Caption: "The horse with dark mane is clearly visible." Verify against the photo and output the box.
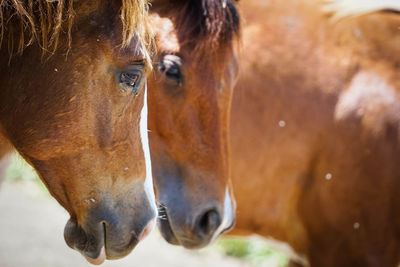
[147,0,240,249]
[148,0,400,265]
[0,0,156,264]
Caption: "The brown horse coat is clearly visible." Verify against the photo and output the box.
[229,0,400,266]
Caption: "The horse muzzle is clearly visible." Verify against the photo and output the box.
[64,200,156,264]
[157,188,236,249]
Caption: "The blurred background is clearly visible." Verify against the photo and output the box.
[0,154,288,267]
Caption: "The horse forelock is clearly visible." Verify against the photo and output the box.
[179,0,240,54]
[0,0,152,62]
[323,0,400,20]
[120,0,154,66]
[154,0,240,57]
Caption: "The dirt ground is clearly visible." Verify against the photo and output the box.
[0,181,249,267]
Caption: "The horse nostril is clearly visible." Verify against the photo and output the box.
[195,209,221,237]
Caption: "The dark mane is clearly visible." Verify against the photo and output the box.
[0,0,151,59]
[153,0,240,54]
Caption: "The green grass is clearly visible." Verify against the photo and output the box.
[6,154,37,181]
[5,153,49,196]
[216,237,289,267]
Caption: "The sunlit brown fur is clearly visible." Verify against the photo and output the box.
[228,0,400,266]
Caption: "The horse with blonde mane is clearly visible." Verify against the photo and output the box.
[0,0,156,264]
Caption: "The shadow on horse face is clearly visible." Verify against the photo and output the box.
[0,0,155,263]
[147,6,239,249]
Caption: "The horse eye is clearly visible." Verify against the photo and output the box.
[119,71,142,95]
[159,56,183,84]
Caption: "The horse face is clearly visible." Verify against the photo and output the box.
[148,15,238,249]
[0,2,156,263]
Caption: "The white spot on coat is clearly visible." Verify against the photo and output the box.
[325,173,332,180]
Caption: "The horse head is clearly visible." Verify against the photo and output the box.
[148,0,240,249]
[0,0,156,263]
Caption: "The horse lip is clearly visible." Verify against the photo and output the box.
[84,246,106,265]
[65,212,145,261]
[64,219,105,260]
[102,222,140,260]
[64,219,136,261]
[157,204,180,245]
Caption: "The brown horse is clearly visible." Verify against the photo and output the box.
[228,0,400,266]
[147,0,240,249]
[148,0,400,265]
[0,0,156,264]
